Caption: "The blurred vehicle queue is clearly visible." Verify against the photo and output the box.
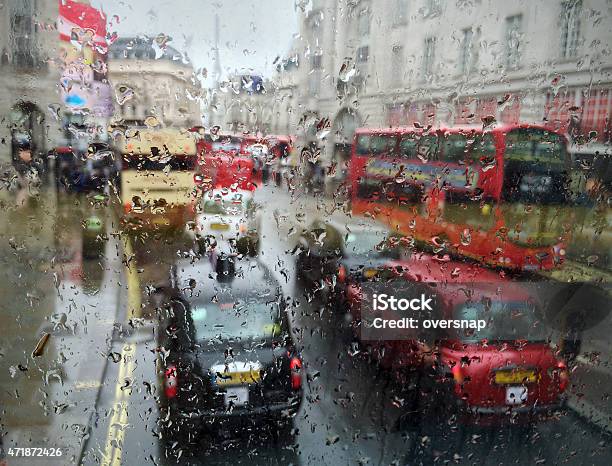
[42,119,605,434]
[3,86,610,466]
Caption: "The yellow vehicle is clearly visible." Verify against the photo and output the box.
[117,127,198,229]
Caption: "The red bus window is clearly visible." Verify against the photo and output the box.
[471,133,496,166]
[504,128,567,165]
[357,134,397,156]
[415,134,439,162]
[440,134,469,163]
[399,134,418,159]
[355,135,371,155]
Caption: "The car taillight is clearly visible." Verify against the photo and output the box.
[337,264,346,283]
[123,202,132,214]
[549,361,569,392]
[238,223,247,234]
[451,364,463,395]
[164,365,178,399]
[289,357,302,390]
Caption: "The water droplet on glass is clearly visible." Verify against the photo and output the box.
[144,116,159,127]
[481,115,496,127]
[460,229,472,246]
[125,128,140,139]
[480,157,496,172]
[338,61,356,82]
[48,103,61,121]
[116,85,134,105]
[586,255,598,265]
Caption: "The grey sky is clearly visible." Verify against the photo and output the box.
[93,0,299,83]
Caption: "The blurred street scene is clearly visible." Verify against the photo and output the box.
[0,1,610,465]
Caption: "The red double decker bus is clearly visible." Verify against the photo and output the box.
[349,124,572,271]
[192,131,258,192]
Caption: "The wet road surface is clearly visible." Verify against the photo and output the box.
[1,185,610,465]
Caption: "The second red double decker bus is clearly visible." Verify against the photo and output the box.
[349,123,572,271]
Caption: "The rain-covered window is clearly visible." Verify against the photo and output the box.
[561,0,582,58]
[9,0,37,67]
[0,1,611,465]
[422,36,436,80]
[505,14,523,70]
[391,44,404,88]
[459,27,475,75]
[392,0,409,27]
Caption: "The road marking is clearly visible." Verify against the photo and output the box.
[111,356,135,466]
[75,380,102,391]
[102,344,135,466]
[124,236,142,320]
[102,235,141,466]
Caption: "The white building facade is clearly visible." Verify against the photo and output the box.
[283,0,612,167]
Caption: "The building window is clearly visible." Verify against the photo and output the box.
[423,0,442,18]
[10,0,37,68]
[309,9,323,29]
[311,53,323,70]
[311,0,325,12]
[422,37,436,80]
[392,0,409,27]
[459,27,475,75]
[561,0,581,59]
[391,45,404,87]
[357,46,370,63]
[505,14,523,70]
[309,72,321,95]
[357,8,371,37]
[580,89,612,141]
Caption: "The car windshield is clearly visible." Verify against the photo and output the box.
[190,300,282,341]
[454,300,551,342]
[201,198,249,215]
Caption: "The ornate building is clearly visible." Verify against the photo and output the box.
[107,37,202,128]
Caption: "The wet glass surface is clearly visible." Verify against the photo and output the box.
[0,1,611,465]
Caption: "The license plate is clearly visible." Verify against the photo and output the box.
[505,386,528,405]
[224,387,249,407]
[495,369,537,385]
[210,223,230,231]
[153,217,170,225]
[363,268,378,279]
[215,369,261,386]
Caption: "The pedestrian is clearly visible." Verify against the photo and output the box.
[11,131,41,205]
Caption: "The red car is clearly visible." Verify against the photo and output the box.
[346,252,569,424]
